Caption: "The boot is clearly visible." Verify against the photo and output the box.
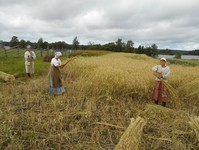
[27,73,31,78]
[154,100,159,105]
[162,102,166,107]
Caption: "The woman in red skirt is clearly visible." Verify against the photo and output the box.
[152,58,170,107]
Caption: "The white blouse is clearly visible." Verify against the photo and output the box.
[24,51,36,65]
[24,51,36,61]
[51,57,61,67]
[152,65,170,81]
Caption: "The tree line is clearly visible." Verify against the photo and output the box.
[3,36,160,57]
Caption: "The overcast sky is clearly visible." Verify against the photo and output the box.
[0,0,199,50]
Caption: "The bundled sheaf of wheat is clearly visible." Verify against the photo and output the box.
[160,78,181,108]
[114,116,146,150]
[189,117,199,141]
[144,104,175,119]
[0,71,15,82]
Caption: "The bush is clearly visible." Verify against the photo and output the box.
[174,52,182,59]
[43,55,54,62]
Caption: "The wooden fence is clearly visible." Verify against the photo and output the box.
[0,49,74,58]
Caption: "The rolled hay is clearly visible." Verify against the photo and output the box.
[0,71,15,82]
[114,116,146,150]
[189,117,199,141]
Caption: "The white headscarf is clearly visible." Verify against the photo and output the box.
[55,52,62,57]
[160,57,167,62]
[27,45,31,49]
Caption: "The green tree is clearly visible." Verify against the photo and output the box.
[151,43,158,50]
[19,39,26,48]
[135,45,144,54]
[174,52,182,59]
[73,36,80,50]
[43,41,49,49]
[126,40,134,53]
[102,42,116,51]
[165,48,171,55]
[144,44,158,57]
[26,40,31,45]
[10,36,19,47]
[37,38,44,49]
[115,38,125,52]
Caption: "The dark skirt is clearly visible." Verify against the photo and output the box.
[49,66,65,95]
[152,81,168,102]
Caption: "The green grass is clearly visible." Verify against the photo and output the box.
[168,59,199,66]
[0,49,69,79]
[0,57,50,78]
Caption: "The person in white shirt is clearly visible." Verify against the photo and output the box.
[152,58,171,107]
[49,52,67,95]
[24,45,36,77]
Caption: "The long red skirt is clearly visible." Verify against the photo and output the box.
[152,81,169,102]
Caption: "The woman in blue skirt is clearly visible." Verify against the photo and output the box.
[49,52,67,95]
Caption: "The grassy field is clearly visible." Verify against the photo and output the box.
[168,58,199,66]
[0,52,199,149]
[0,57,50,78]
[0,50,111,79]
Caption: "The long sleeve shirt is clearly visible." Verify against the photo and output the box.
[152,65,170,81]
[24,51,36,65]
[51,57,61,67]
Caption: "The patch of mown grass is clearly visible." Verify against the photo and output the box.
[0,57,50,78]
[168,59,199,66]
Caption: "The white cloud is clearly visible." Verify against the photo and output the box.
[0,0,199,50]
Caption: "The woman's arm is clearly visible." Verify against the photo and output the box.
[57,62,67,68]
[152,65,158,72]
[162,67,170,79]
[32,51,36,59]
[152,66,162,78]
[24,52,29,60]
[59,57,77,68]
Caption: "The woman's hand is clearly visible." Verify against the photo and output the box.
[153,72,163,79]
[158,73,163,78]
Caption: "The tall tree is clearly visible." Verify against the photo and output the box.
[115,38,124,52]
[19,39,26,48]
[10,36,19,47]
[151,44,158,57]
[43,41,49,49]
[73,36,79,50]
[151,44,158,50]
[126,40,134,53]
[37,38,44,49]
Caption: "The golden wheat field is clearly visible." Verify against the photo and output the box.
[0,53,199,149]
